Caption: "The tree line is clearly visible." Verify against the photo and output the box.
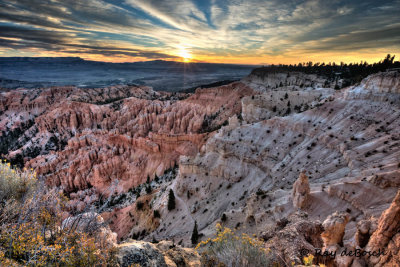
[251,54,400,87]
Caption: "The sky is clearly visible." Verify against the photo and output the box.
[0,0,399,64]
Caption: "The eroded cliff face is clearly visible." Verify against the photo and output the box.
[0,81,254,212]
[242,71,337,92]
[1,70,399,266]
[142,72,400,263]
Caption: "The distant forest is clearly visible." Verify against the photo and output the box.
[251,54,400,88]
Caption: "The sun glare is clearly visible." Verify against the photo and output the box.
[178,48,192,62]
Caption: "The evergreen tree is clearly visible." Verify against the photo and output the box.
[191,221,199,245]
[146,184,152,194]
[221,213,227,222]
[168,189,175,210]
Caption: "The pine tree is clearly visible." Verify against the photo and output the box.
[191,221,199,245]
[221,213,227,222]
[146,184,152,194]
[167,189,175,210]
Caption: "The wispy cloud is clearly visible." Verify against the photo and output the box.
[0,0,399,63]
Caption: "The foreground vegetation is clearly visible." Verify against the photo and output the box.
[196,223,278,267]
[0,161,117,266]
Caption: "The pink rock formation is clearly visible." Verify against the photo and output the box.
[1,81,255,237]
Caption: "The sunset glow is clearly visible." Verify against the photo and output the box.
[177,47,192,62]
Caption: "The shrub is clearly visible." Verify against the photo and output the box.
[196,224,277,267]
[0,163,118,266]
[0,160,36,202]
[303,254,315,266]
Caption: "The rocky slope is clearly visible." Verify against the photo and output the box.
[1,70,399,266]
[135,71,399,265]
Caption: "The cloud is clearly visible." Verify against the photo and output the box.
[0,0,399,63]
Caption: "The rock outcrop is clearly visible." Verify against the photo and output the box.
[366,190,400,266]
[355,218,377,248]
[292,170,311,209]
[262,212,324,265]
[242,71,336,92]
[321,212,349,248]
[116,240,200,267]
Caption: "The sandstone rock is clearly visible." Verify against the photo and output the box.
[366,190,400,266]
[242,71,335,92]
[263,213,324,265]
[321,212,349,248]
[355,219,377,248]
[344,71,400,103]
[292,170,311,210]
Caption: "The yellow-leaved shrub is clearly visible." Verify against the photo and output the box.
[196,223,278,267]
[0,160,118,266]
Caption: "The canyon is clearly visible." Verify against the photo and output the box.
[1,70,399,266]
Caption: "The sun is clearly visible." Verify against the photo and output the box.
[178,48,192,62]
